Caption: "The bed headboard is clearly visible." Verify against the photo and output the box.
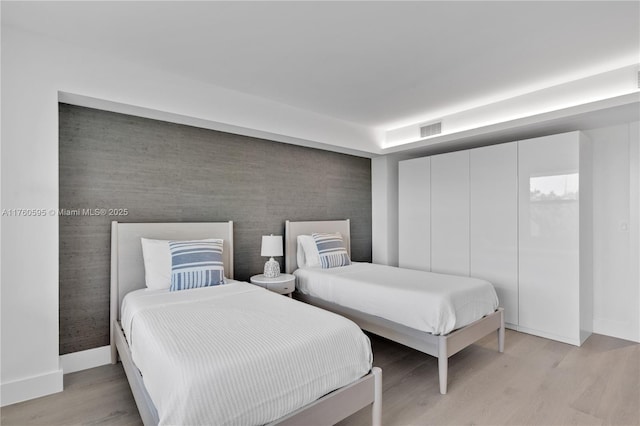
[284,219,351,274]
[110,221,234,324]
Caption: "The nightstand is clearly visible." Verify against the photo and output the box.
[250,273,296,297]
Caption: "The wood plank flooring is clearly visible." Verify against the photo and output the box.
[2,331,638,426]
[1,362,141,426]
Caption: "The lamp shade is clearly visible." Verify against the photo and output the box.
[261,235,283,257]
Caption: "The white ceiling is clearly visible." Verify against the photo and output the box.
[3,1,639,153]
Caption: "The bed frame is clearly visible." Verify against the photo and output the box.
[285,219,504,395]
[110,221,382,426]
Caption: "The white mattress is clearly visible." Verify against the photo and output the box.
[295,263,499,335]
[121,281,372,426]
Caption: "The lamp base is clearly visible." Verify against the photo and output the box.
[264,257,280,278]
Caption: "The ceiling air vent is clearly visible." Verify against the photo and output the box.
[420,121,442,138]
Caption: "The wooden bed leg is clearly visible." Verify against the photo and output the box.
[371,367,382,426]
[498,308,505,353]
[438,336,448,395]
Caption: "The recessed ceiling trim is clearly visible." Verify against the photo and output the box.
[381,92,640,156]
[384,64,640,149]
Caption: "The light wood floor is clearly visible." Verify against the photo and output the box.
[2,330,638,426]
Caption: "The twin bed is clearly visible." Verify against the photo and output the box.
[110,221,381,426]
[111,219,504,425]
[285,219,505,395]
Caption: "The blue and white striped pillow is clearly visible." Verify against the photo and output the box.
[169,239,225,291]
[312,232,351,269]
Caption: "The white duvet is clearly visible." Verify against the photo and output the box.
[121,281,372,426]
[295,263,499,335]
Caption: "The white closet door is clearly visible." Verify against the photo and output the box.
[431,151,470,276]
[518,133,580,344]
[398,157,431,271]
[470,142,518,327]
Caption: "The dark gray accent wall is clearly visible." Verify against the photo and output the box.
[59,103,372,354]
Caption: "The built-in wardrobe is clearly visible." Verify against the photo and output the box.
[398,131,593,346]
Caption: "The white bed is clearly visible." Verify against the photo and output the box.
[110,221,382,426]
[285,219,505,395]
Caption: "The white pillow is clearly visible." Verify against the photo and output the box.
[297,235,321,268]
[141,238,172,290]
[140,237,224,290]
[296,238,306,269]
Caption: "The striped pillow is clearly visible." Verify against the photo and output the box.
[169,239,225,291]
[312,232,351,269]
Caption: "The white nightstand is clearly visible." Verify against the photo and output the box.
[250,273,296,297]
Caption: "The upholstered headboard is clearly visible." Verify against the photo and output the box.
[284,219,351,274]
[109,221,234,358]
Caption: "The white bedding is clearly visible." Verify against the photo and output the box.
[121,281,372,426]
[295,263,499,335]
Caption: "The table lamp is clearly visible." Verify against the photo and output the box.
[261,235,283,278]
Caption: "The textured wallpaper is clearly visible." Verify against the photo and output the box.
[58,103,371,354]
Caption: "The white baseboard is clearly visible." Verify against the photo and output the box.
[59,345,112,374]
[593,318,640,343]
[515,325,582,346]
[1,369,63,407]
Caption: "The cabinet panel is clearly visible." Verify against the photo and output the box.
[431,151,470,276]
[470,142,518,326]
[518,133,580,343]
[398,157,431,271]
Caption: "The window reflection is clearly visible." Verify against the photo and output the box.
[529,173,579,239]
[530,173,579,201]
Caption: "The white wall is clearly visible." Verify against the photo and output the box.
[371,155,413,265]
[586,122,640,342]
[0,26,378,405]
[2,28,63,405]
[379,122,640,343]
[633,122,640,342]
[372,154,409,266]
